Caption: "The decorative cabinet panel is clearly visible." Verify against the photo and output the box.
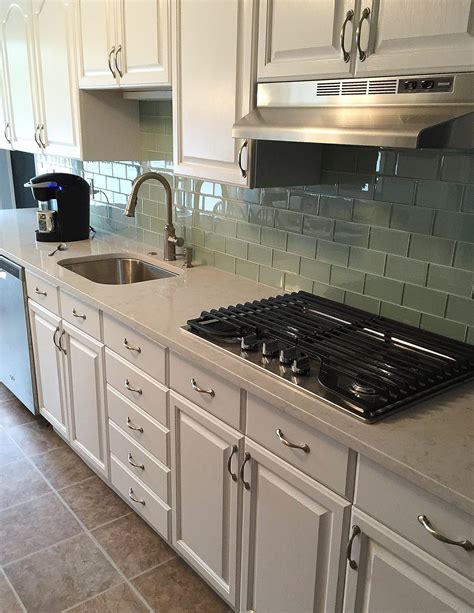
[0,0,39,153]
[171,392,243,607]
[257,0,356,81]
[28,301,69,438]
[76,0,171,89]
[257,0,474,82]
[357,0,474,76]
[172,0,256,185]
[343,509,474,612]
[63,321,108,477]
[240,439,351,613]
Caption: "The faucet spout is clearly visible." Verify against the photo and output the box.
[125,172,183,261]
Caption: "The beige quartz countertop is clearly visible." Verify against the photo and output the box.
[1,209,473,514]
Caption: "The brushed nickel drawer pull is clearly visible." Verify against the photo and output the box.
[356,7,370,61]
[417,515,473,551]
[125,379,142,395]
[238,139,248,178]
[128,487,145,505]
[114,44,123,77]
[190,378,215,397]
[240,452,251,490]
[340,9,354,62]
[346,525,361,570]
[227,445,238,482]
[72,308,86,320]
[52,326,61,350]
[123,338,141,353]
[275,428,310,453]
[35,287,47,296]
[126,416,143,433]
[59,330,67,355]
[108,46,116,78]
[127,453,144,470]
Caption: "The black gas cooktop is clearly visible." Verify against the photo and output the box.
[184,291,474,422]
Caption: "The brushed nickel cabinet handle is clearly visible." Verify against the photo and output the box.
[34,125,42,150]
[227,445,238,482]
[275,428,310,453]
[347,525,361,570]
[356,7,370,61]
[340,9,354,62]
[127,453,144,470]
[126,416,143,432]
[108,46,116,78]
[4,122,11,145]
[123,338,141,353]
[114,44,123,77]
[240,452,251,490]
[52,326,61,350]
[125,379,142,395]
[39,124,46,149]
[128,487,145,505]
[417,515,473,551]
[72,308,86,320]
[59,330,67,355]
[190,378,215,397]
[238,139,248,178]
[35,287,47,296]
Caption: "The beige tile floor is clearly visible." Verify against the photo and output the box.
[0,384,230,612]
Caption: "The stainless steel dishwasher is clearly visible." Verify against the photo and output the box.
[0,255,37,413]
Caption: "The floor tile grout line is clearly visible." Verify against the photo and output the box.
[60,581,132,612]
[1,414,155,612]
[2,531,86,570]
[0,566,28,613]
[89,510,135,532]
[56,475,98,493]
[0,490,54,514]
[128,553,177,581]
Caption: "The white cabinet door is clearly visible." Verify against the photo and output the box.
[31,0,80,156]
[356,0,474,76]
[117,0,170,88]
[75,0,118,88]
[258,0,356,81]
[344,509,474,612]
[0,51,12,149]
[240,439,351,613]
[63,321,108,477]
[28,301,68,438]
[171,393,242,607]
[0,1,40,153]
[172,0,255,185]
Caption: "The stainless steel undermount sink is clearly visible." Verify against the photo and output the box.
[58,254,178,285]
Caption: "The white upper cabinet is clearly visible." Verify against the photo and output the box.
[0,49,11,149]
[75,0,118,88]
[32,0,79,155]
[117,0,170,87]
[357,0,474,76]
[258,0,356,81]
[172,0,256,185]
[76,0,171,89]
[0,0,39,153]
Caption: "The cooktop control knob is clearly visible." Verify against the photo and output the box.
[291,355,310,375]
[262,339,279,357]
[241,334,259,351]
[279,346,297,364]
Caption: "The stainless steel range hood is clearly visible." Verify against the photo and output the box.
[233,73,474,151]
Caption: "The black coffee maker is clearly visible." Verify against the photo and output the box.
[25,173,90,242]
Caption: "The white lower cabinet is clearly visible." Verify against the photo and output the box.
[170,392,243,607]
[28,300,68,437]
[240,439,351,613]
[343,509,474,613]
[62,321,107,477]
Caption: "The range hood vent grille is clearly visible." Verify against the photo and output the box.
[317,77,399,97]
[341,80,368,95]
[368,79,398,95]
[316,81,341,96]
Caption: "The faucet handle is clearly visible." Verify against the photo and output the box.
[183,247,193,268]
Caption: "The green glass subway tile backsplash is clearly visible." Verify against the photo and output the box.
[34,100,474,343]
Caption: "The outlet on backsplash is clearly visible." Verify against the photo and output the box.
[35,100,473,344]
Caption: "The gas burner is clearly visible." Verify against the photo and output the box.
[185,291,474,422]
[350,381,378,396]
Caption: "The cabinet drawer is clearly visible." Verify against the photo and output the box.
[356,456,474,579]
[60,290,101,340]
[169,352,241,430]
[110,455,170,541]
[109,421,170,504]
[107,386,168,466]
[103,314,166,384]
[246,395,351,497]
[105,349,167,426]
[25,271,59,314]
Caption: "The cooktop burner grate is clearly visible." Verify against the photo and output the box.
[185,291,474,421]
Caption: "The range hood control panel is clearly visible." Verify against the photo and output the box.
[398,75,454,94]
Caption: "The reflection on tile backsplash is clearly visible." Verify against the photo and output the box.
[36,101,473,343]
